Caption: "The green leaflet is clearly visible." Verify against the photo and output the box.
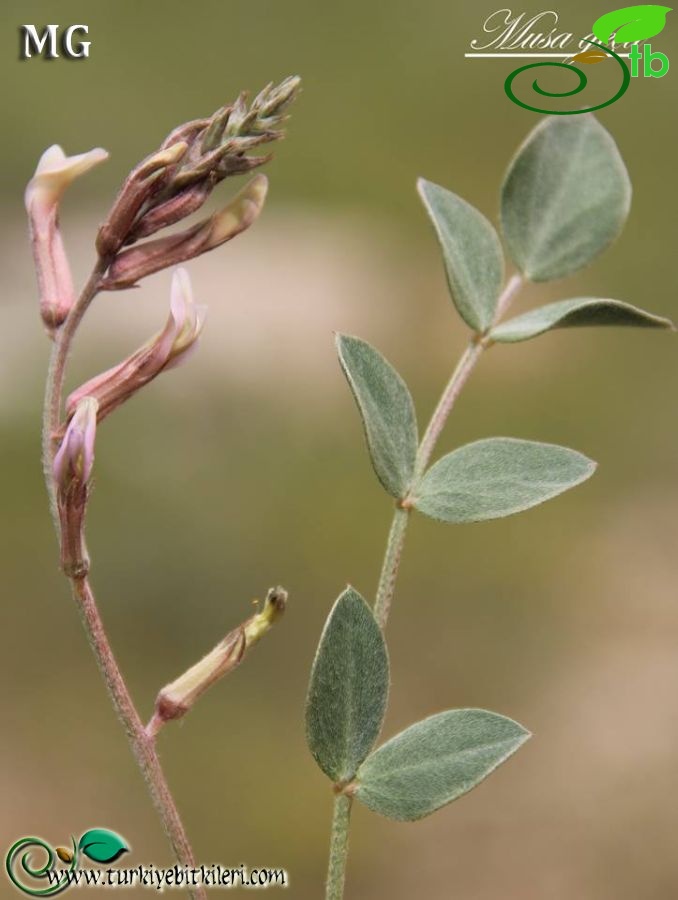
[306,587,389,783]
[337,334,418,499]
[501,116,631,282]
[355,709,530,821]
[491,297,674,343]
[418,178,504,332]
[412,438,596,523]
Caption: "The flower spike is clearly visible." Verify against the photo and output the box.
[95,76,300,286]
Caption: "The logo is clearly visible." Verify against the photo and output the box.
[5,829,128,896]
[19,25,91,59]
[5,834,288,893]
[467,6,671,113]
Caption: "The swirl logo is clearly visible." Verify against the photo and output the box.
[5,830,128,896]
[505,5,671,114]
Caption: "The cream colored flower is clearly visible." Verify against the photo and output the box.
[25,145,108,333]
[25,144,108,212]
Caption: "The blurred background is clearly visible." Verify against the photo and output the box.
[1,2,677,897]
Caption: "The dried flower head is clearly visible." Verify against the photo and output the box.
[67,268,205,421]
[152,587,287,728]
[25,145,108,332]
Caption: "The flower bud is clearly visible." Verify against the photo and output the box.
[160,118,210,152]
[66,268,205,421]
[256,75,302,119]
[207,173,268,245]
[150,587,287,732]
[171,133,274,189]
[128,181,212,242]
[101,175,268,290]
[53,397,98,489]
[96,142,188,257]
[91,77,298,288]
[53,396,99,579]
[25,145,108,333]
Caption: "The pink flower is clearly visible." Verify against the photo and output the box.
[26,145,108,333]
[53,396,99,488]
[100,174,268,290]
[66,268,206,421]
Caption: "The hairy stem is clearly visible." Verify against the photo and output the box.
[315,276,526,900]
[42,260,203,899]
[414,338,485,480]
[374,506,410,629]
[72,576,203,894]
[42,261,108,526]
[374,274,524,629]
[325,793,353,900]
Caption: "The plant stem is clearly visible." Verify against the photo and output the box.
[42,260,204,899]
[414,338,485,480]
[371,340,483,631]
[42,262,108,527]
[72,575,203,895]
[494,272,523,323]
[374,506,410,629]
[325,793,353,900]
[326,276,524,899]
[373,274,524,630]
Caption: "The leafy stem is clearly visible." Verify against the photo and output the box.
[374,275,523,630]
[323,277,524,894]
[306,114,673,900]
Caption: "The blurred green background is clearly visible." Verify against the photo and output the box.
[2,2,677,897]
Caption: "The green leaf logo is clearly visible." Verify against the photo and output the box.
[592,5,672,44]
[78,829,129,864]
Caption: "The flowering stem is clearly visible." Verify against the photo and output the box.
[72,575,202,891]
[325,793,353,900]
[42,260,204,900]
[42,260,108,527]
